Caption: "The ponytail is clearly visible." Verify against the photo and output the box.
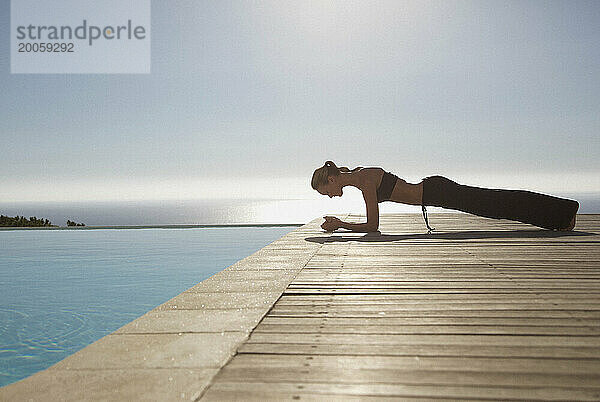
[326,160,362,173]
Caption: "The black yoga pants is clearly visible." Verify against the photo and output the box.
[421,175,579,230]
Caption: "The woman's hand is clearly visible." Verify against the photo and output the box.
[321,216,342,232]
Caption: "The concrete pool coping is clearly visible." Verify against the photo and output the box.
[0,216,334,401]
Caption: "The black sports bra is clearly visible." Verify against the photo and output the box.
[376,169,436,234]
[376,170,399,203]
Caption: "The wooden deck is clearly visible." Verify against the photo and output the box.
[201,213,600,401]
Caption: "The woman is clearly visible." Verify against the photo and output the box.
[311,161,579,233]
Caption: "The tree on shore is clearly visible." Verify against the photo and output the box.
[66,219,86,227]
[0,214,55,227]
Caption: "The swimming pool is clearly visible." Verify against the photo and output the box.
[0,226,295,387]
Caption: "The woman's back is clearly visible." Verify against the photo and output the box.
[349,167,423,206]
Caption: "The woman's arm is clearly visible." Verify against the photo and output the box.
[339,221,378,232]
[322,184,379,233]
[347,186,379,232]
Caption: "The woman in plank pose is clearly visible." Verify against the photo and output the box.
[311,161,578,233]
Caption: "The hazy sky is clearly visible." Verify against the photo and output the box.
[1,0,599,202]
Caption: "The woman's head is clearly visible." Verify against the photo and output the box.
[311,161,343,198]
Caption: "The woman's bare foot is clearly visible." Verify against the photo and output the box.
[558,213,576,231]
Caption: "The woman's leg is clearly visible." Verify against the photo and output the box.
[422,175,579,230]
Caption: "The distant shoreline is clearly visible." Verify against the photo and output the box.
[0,223,304,231]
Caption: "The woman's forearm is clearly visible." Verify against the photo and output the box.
[339,221,378,233]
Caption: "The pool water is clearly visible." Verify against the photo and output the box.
[0,226,294,387]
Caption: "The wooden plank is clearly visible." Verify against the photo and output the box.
[278,294,600,302]
[260,316,598,326]
[202,381,600,401]
[268,310,600,318]
[287,282,600,288]
[294,274,600,279]
[238,343,600,359]
[214,366,600,388]
[225,354,600,374]
[270,303,600,310]
[246,333,600,346]
[283,289,600,295]
[275,299,600,306]
[271,304,600,311]
[252,324,600,335]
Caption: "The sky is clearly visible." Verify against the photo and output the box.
[1,0,599,203]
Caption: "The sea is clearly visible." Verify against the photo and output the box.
[1,193,598,227]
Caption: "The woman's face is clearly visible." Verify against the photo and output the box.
[316,176,343,198]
